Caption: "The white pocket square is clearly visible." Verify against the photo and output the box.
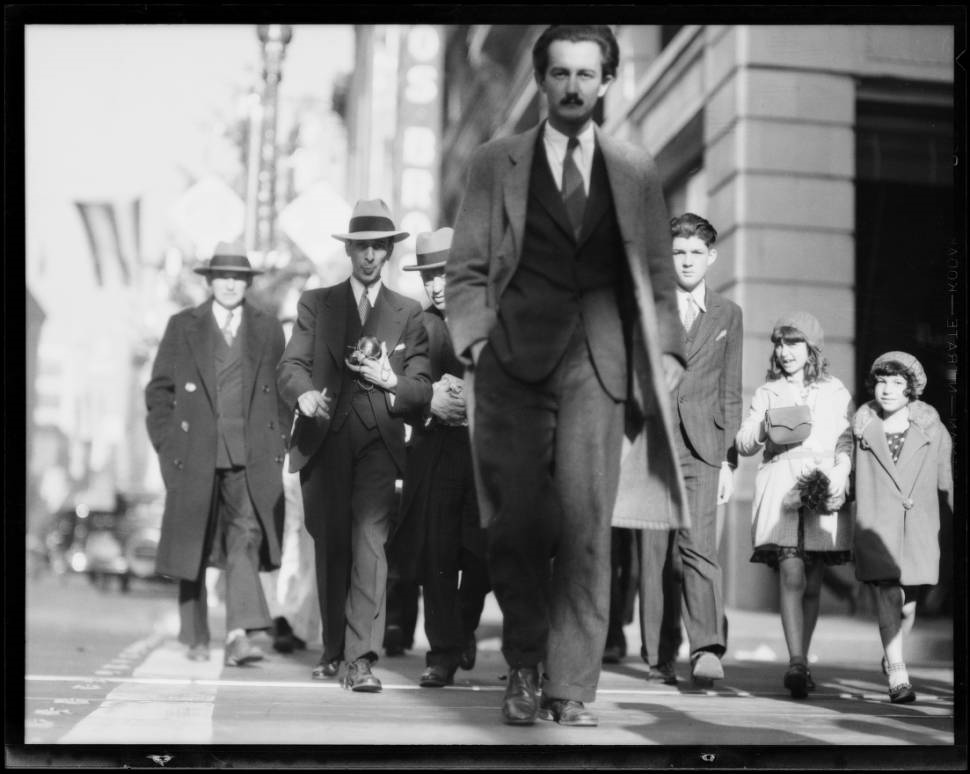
[715,329,727,341]
[393,343,406,352]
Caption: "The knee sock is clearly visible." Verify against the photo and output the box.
[887,661,909,689]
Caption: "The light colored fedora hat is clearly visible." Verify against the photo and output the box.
[402,227,454,271]
[332,198,409,243]
[193,241,263,275]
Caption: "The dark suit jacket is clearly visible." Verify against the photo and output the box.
[145,299,289,581]
[446,122,690,530]
[674,287,743,468]
[276,280,431,476]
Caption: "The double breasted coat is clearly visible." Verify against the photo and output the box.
[852,400,953,585]
[145,298,289,581]
[445,123,689,531]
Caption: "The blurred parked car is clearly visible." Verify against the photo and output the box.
[44,491,165,592]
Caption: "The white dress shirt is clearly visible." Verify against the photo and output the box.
[349,276,383,309]
[543,121,595,195]
[212,302,242,338]
[677,282,707,325]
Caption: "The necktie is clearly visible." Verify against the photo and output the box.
[222,311,235,346]
[682,294,699,332]
[561,136,586,239]
[358,291,371,325]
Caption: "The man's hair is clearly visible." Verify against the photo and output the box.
[671,212,718,248]
[866,360,919,399]
[532,25,620,80]
[766,328,830,385]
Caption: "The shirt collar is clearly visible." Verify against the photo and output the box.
[544,120,595,157]
[212,301,241,329]
[350,276,382,305]
[677,282,707,313]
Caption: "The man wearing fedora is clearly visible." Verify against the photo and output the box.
[145,242,289,666]
[447,25,688,726]
[389,228,491,688]
[277,199,431,692]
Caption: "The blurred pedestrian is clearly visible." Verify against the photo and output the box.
[636,213,743,686]
[852,352,953,704]
[447,25,688,727]
[277,199,431,693]
[735,311,853,698]
[145,242,289,666]
[388,227,491,688]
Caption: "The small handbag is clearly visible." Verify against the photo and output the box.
[765,405,812,445]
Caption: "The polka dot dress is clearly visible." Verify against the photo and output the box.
[886,430,907,464]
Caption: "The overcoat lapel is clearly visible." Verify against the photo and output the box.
[895,421,931,493]
[186,299,218,408]
[325,282,351,368]
[597,128,640,248]
[502,125,541,264]
[861,419,904,491]
[241,302,265,412]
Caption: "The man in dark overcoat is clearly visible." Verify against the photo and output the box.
[446,25,689,727]
[145,242,289,666]
[389,228,490,688]
[277,199,432,693]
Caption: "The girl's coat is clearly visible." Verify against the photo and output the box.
[852,400,953,584]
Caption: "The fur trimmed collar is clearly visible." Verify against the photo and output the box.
[853,399,943,439]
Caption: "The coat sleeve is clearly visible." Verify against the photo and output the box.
[144,315,180,452]
[446,144,498,364]
[938,424,954,514]
[736,384,770,457]
[386,302,432,417]
[638,154,683,364]
[721,302,744,466]
[277,290,320,410]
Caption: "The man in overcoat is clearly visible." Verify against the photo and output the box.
[145,242,289,666]
[389,227,491,688]
[277,199,432,693]
[446,25,689,727]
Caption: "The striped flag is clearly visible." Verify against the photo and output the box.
[74,200,141,286]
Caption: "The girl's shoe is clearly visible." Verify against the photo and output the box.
[889,683,916,704]
[783,663,810,699]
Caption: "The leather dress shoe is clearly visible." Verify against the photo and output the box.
[311,657,341,680]
[272,617,306,654]
[501,667,539,725]
[186,644,210,662]
[343,658,382,692]
[539,697,598,726]
[602,644,625,664]
[889,682,916,704]
[223,633,265,667]
[419,664,457,688]
[645,661,678,685]
[690,651,724,686]
[459,635,477,671]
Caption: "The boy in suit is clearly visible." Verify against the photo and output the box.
[638,213,742,685]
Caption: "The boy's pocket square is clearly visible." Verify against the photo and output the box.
[715,329,727,341]
[393,343,406,352]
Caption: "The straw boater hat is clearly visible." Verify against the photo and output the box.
[193,241,263,275]
[402,227,454,272]
[332,199,409,243]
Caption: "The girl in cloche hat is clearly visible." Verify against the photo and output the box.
[735,312,854,699]
[850,352,953,704]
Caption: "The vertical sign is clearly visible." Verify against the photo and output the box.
[394,25,443,296]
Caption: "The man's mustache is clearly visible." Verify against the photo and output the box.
[560,94,583,106]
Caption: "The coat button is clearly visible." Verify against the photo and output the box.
[263,384,271,393]
[174,459,183,470]
[180,421,189,432]
[268,421,275,430]
[902,497,915,510]
[275,455,284,464]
